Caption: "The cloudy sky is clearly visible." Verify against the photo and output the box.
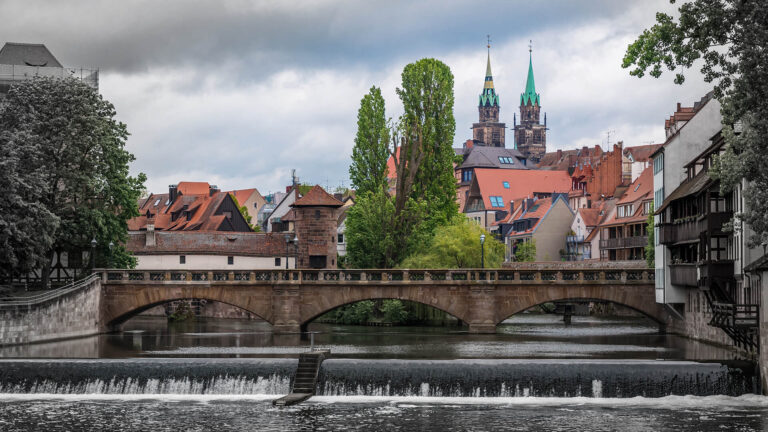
[1,0,712,195]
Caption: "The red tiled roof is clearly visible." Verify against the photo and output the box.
[579,208,601,227]
[624,144,662,163]
[292,185,343,207]
[617,166,653,205]
[130,188,249,232]
[177,181,211,195]
[126,231,286,257]
[474,168,571,211]
[229,188,258,206]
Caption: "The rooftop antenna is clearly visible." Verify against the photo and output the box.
[487,34,491,52]
[605,130,615,147]
[529,39,532,54]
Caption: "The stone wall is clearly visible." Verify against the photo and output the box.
[0,277,102,345]
[668,289,734,348]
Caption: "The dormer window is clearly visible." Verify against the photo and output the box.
[154,199,161,206]
[498,157,515,164]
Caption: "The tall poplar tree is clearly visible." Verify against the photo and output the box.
[349,86,390,196]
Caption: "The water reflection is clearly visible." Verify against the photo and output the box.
[0,314,743,361]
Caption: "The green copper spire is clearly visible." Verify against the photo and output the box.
[479,37,500,107]
[520,42,541,106]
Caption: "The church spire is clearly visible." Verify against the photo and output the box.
[479,35,499,107]
[520,40,540,106]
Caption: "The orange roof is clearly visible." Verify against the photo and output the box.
[505,196,570,236]
[578,207,602,227]
[229,188,258,206]
[292,185,343,207]
[130,188,250,232]
[177,181,211,195]
[474,168,571,210]
[618,166,653,205]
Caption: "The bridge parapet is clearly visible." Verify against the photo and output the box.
[98,267,654,286]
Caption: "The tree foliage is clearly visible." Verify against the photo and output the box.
[349,86,390,196]
[0,77,145,282]
[623,0,768,246]
[345,191,398,268]
[400,217,503,268]
[645,203,655,268]
[346,58,459,268]
[514,240,537,262]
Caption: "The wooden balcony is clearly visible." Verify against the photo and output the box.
[659,220,701,245]
[599,236,647,250]
[669,263,698,287]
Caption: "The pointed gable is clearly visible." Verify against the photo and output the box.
[292,185,343,207]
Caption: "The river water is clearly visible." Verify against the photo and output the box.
[0,313,765,431]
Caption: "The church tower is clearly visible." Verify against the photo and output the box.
[514,43,547,163]
[472,40,505,147]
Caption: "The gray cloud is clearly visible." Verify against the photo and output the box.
[0,0,710,194]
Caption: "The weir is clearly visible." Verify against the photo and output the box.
[0,358,757,398]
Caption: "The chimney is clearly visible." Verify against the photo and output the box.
[464,139,474,151]
[169,184,178,203]
[557,149,562,160]
[677,102,681,111]
[146,224,155,246]
[333,193,343,201]
[209,184,219,197]
[509,200,515,214]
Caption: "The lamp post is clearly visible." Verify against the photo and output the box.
[293,235,299,269]
[108,241,114,268]
[284,234,291,269]
[90,238,97,269]
[480,234,486,269]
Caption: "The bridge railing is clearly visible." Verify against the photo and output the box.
[98,267,654,285]
[0,274,100,310]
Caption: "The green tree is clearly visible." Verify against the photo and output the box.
[623,0,768,246]
[401,217,503,268]
[346,59,458,269]
[0,77,145,284]
[345,191,398,268]
[645,203,655,268]
[349,86,390,196]
[387,58,459,265]
[0,128,59,280]
[514,240,537,262]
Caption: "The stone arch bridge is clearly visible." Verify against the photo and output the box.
[0,265,667,345]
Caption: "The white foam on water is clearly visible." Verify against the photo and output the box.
[1,393,765,409]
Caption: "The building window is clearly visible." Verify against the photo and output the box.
[502,181,510,189]
[315,210,321,218]
[179,255,186,264]
[654,188,664,208]
[643,201,652,215]
[338,233,344,243]
[498,157,515,164]
[489,196,504,207]
[254,202,259,208]
[462,170,473,182]
[617,204,634,218]
[275,257,281,267]
[228,256,234,265]
[653,153,664,174]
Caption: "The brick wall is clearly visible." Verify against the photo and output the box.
[294,206,338,269]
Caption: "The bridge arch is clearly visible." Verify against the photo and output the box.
[299,286,472,328]
[492,285,668,326]
[101,284,274,329]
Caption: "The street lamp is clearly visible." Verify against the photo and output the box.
[480,234,486,269]
[108,241,114,268]
[90,238,97,269]
[293,235,299,269]
[284,234,291,269]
